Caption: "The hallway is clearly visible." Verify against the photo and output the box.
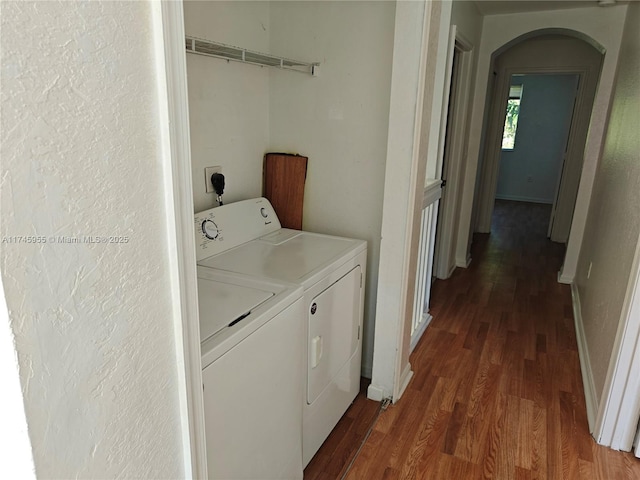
[306,200,640,479]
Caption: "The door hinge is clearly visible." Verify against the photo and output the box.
[360,272,363,288]
[357,325,361,340]
[441,180,447,188]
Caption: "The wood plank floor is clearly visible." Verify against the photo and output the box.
[305,200,640,480]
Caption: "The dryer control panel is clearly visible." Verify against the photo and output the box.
[194,197,281,262]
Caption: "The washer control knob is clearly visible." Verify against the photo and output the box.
[260,207,268,218]
[202,219,219,240]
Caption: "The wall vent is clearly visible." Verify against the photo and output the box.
[185,36,319,76]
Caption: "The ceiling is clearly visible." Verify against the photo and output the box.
[474,1,613,16]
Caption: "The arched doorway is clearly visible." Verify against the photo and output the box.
[474,31,604,245]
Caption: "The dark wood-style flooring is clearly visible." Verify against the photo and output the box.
[305,200,640,479]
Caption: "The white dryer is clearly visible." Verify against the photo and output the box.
[196,267,304,479]
[195,197,367,466]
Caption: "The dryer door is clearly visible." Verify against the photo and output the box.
[307,265,361,405]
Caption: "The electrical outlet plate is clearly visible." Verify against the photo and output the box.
[205,166,222,193]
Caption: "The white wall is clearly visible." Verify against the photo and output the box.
[451,0,482,44]
[268,1,395,378]
[456,4,627,274]
[184,1,271,212]
[575,1,640,409]
[1,2,187,477]
[496,74,578,204]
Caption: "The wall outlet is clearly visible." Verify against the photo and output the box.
[205,166,222,193]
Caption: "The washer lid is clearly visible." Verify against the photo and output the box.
[199,233,358,285]
[197,279,274,342]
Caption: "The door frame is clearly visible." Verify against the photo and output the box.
[434,32,474,280]
[369,0,453,403]
[594,237,640,451]
[475,65,591,241]
[156,2,208,478]
[547,73,580,238]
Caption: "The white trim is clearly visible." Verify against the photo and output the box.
[394,363,415,404]
[410,313,433,353]
[456,254,472,269]
[571,283,598,432]
[453,34,477,270]
[370,0,452,404]
[391,0,434,402]
[155,3,207,478]
[423,179,443,208]
[594,236,640,450]
[366,383,386,403]
[433,25,457,181]
[369,0,430,405]
[425,3,456,181]
[558,271,573,285]
[475,66,512,232]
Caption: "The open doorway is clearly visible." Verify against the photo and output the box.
[433,34,474,281]
[494,72,580,240]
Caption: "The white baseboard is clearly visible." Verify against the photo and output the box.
[558,270,574,285]
[367,364,414,403]
[571,283,598,432]
[410,313,432,353]
[446,263,457,279]
[367,383,386,402]
[395,363,414,403]
[455,254,472,269]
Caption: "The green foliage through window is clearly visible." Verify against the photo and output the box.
[502,84,523,150]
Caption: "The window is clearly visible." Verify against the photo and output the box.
[501,84,523,150]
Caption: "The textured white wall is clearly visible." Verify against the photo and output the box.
[496,74,578,204]
[575,2,640,403]
[184,1,271,212]
[268,1,396,378]
[1,2,186,478]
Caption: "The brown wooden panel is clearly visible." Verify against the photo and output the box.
[263,153,307,230]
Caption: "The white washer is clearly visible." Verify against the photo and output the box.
[197,267,304,479]
[195,197,367,466]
